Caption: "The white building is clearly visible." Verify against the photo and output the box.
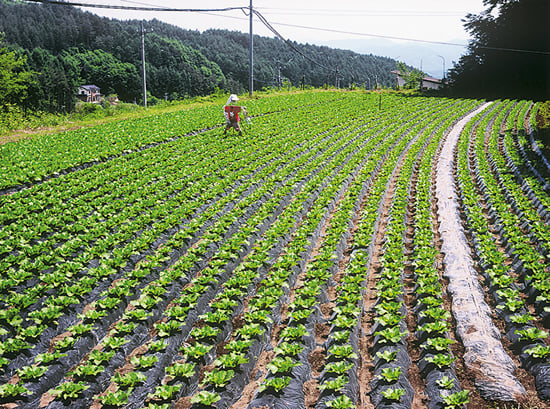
[391,70,444,90]
[77,85,102,103]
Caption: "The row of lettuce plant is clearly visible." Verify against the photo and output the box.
[0,130,271,301]
[483,102,550,321]
[498,101,550,231]
[0,95,345,271]
[455,101,550,400]
[154,97,418,409]
[526,102,550,176]
[246,97,464,409]
[259,97,462,409]
[94,104,379,409]
[179,96,441,409]
[503,101,550,194]
[486,102,550,260]
[0,91,343,192]
[409,101,480,409]
[25,91,386,404]
[0,105,330,366]
[367,99,478,409]
[0,96,366,404]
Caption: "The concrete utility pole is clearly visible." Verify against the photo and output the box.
[249,0,253,96]
[141,20,147,108]
[438,54,446,80]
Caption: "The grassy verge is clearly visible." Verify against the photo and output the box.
[0,92,230,145]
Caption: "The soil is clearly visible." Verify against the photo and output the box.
[314,323,330,345]
[303,378,321,409]
[320,302,335,319]
[308,347,326,378]
[229,349,275,409]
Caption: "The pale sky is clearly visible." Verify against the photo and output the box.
[80,0,488,45]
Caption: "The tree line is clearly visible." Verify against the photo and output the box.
[0,0,397,113]
[448,0,549,101]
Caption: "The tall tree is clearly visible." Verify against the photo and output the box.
[449,0,550,100]
[0,35,34,109]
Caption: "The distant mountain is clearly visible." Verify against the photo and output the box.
[0,0,401,113]
[320,38,468,78]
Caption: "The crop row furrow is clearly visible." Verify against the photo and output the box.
[456,101,549,399]
[4,102,367,396]
[23,96,390,408]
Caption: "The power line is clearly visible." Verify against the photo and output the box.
[23,0,245,13]
[252,9,335,74]
[24,0,550,56]
[253,17,550,56]
[255,7,467,17]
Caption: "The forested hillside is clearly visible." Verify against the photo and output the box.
[0,0,397,112]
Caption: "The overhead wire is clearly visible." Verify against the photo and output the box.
[23,0,245,13]
[252,9,336,74]
[23,0,550,56]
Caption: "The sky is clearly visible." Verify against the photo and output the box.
[77,0,489,76]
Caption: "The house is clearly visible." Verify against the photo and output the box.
[421,75,444,90]
[77,85,102,103]
[391,70,444,90]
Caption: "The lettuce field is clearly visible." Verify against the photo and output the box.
[0,91,549,409]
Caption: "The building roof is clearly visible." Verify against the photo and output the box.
[391,70,442,83]
[79,85,101,91]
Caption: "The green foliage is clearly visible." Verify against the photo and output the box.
[395,62,425,90]
[319,375,349,392]
[436,376,455,390]
[441,390,469,408]
[381,387,405,402]
[113,371,147,388]
[377,367,401,383]
[524,344,550,359]
[165,362,195,380]
[376,350,398,363]
[0,382,30,398]
[148,384,181,401]
[16,365,48,381]
[130,354,159,370]
[448,0,549,100]
[258,376,291,393]
[326,395,356,409]
[201,368,234,388]
[0,35,34,108]
[98,387,133,406]
[425,353,456,369]
[50,381,89,401]
[190,390,221,406]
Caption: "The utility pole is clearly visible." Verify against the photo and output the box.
[141,20,147,108]
[438,54,446,81]
[249,0,253,96]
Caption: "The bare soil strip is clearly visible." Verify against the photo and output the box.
[435,102,528,402]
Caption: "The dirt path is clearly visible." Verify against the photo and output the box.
[434,102,527,402]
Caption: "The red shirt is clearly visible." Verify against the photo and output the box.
[224,105,242,122]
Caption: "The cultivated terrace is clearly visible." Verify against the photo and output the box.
[0,90,549,409]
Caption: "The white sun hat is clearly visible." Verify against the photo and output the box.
[227,94,239,104]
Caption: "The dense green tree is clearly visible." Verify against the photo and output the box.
[395,62,425,90]
[0,0,399,112]
[25,47,80,112]
[0,35,34,109]
[449,0,550,100]
[64,49,141,102]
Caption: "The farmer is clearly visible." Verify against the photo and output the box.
[223,94,247,136]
